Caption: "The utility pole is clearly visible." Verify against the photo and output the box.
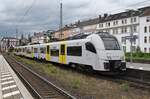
[129,10,134,63]
[60,0,63,39]
[16,26,19,46]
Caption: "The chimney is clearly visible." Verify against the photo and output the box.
[78,20,80,24]
[104,13,108,18]
[99,15,101,19]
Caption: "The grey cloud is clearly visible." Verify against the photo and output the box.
[0,0,148,39]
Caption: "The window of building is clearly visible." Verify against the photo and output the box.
[149,36,150,43]
[124,27,127,33]
[121,27,124,33]
[133,26,137,32]
[134,17,136,22]
[146,17,150,22]
[113,21,118,26]
[144,36,147,43]
[51,49,59,56]
[121,27,127,33]
[116,28,118,34]
[131,18,133,23]
[67,46,82,56]
[122,20,124,24]
[144,26,147,33]
[108,22,110,27]
[85,42,96,53]
[116,21,118,25]
[149,26,150,33]
[125,19,127,24]
[113,28,118,34]
[99,23,103,28]
[144,47,147,53]
[113,21,115,26]
[105,23,107,27]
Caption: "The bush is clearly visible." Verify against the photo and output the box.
[125,52,150,58]
[71,79,81,89]
[120,83,129,92]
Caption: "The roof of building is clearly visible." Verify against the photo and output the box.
[74,6,150,26]
[53,6,150,34]
[1,37,18,41]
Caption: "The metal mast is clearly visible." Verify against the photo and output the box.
[60,0,63,39]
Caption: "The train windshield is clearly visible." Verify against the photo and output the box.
[100,35,120,50]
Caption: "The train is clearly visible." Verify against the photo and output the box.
[14,32,126,74]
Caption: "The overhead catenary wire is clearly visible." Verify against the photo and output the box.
[16,0,36,39]
[106,0,150,14]
[15,0,150,36]
[32,0,150,29]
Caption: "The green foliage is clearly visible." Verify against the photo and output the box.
[120,83,129,92]
[8,47,14,52]
[125,53,150,59]
[136,46,141,53]
[71,79,81,89]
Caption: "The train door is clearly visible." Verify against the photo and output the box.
[31,47,34,58]
[59,44,66,64]
[46,45,50,61]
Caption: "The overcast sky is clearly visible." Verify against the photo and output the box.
[0,0,150,38]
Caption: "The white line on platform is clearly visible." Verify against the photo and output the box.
[1,74,11,78]
[1,72,10,75]
[1,77,13,81]
[1,80,15,85]
[3,90,20,98]
[2,85,17,91]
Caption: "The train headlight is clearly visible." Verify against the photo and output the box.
[107,56,111,60]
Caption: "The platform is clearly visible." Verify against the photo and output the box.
[127,62,150,71]
[0,55,33,99]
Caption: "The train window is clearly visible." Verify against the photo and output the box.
[101,36,120,50]
[85,42,96,53]
[34,48,38,53]
[67,46,82,56]
[60,44,65,55]
[26,49,31,54]
[51,49,59,56]
[18,48,21,52]
[40,47,46,53]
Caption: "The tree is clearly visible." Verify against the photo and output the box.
[136,46,141,53]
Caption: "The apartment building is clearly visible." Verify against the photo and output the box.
[96,6,150,53]
[31,32,49,44]
[52,6,150,53]
[0,37,19,52]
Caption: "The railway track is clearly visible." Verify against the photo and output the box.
[4,54,76,99]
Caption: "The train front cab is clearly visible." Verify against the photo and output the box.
[89,33,126,74]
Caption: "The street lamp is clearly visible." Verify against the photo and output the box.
[126,9,137,63]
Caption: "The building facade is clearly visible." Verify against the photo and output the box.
[0,37,19,52]
[96,7,150,53]
[31,32,49,44]
[52,6,150,53]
